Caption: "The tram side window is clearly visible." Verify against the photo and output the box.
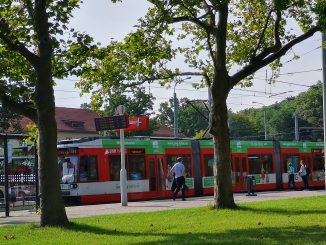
[166,154,192,177]
[248,154,273,174]
[128,155,146,180]
[109,155,121,181]
[79,156,98,182]
[313,153,324,171]
[283,155,299,173]
[204,154,214,176]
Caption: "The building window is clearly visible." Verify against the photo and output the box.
[62,120,85,129]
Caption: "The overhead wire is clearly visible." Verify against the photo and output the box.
[283,46,321,64]
[54,60,321,109]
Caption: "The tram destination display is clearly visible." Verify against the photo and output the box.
[95,115,129,131]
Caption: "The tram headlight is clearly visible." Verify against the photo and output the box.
[71,183,78,189]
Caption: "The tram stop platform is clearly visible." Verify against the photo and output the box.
[1,189,325,226]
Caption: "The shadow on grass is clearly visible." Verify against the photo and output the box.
[236,205,326,216]
[147,225,325,245]
[65,222,325,245]
[66,222,126,236]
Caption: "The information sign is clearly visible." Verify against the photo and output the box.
[94,115,129,131]
[114,115,149,132]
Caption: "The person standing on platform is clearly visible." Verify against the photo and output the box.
[299,160,309,190]
[169,157,186,201]
[287,162,295,190]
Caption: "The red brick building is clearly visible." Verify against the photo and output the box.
[19,107,179,140]
[21,107,101,141]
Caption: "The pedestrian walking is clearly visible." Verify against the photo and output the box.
[169,157,186,201]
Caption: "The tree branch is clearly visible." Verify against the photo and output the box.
[0,17,39,67]
[23,0,35,25]
[251,10,273,60]
[203,1,217,70]
[203,1,215,21]
[123,71,205,88]
[0,92,37,122]
[207,33,217,69]
[252,9,282,62]
[204,73,212,87]
[171,15,213,34]
[231,26,320,86]
[215,3,228,71]
[273,10,282,48]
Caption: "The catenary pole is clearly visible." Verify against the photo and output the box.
[252,102,268,140]
[322,32,326,191]
[263,111,268,140]
[173,77,191,138]
[4,134,9,216]
[173,84,179,138]
[295,115,299,141]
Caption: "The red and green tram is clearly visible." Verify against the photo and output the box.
[57,137,325,205]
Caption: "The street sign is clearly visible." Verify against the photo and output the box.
[114,115,149,132]
[94,115,129,131]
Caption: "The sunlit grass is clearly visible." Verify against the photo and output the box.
[1,196,326,244]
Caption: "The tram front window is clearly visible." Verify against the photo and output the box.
[58,156,78,183]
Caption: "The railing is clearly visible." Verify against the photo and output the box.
[0,174,36,185]
[0,174,36,211]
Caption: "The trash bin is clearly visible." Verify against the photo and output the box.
[246,175,257,196]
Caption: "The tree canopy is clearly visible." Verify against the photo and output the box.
[0,0,95,226]
[155,97,209,137]
[228,81,323,141]
[0,105,23,133]
[76,0,325,208]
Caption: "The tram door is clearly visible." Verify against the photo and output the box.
[232,154,247,191]
[148,156,165,196]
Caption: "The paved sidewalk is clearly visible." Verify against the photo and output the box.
[1,190,325,226]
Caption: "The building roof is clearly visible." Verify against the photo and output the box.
[19,108,186,137]
[152,125,186,138]
[20,107,100,133]
[152,125,174,137]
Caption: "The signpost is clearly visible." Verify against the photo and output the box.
[116,105,128,206]
[94,108,150,207]
[94,106,129,206]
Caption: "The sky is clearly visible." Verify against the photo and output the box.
[54,0,324,114]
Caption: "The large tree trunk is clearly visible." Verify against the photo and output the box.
[35,0,68,226]
[36,67,69,226]
[210,76,236,209]
[37,89,68,226]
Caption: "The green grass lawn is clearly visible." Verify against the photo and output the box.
[1,196,326,245]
